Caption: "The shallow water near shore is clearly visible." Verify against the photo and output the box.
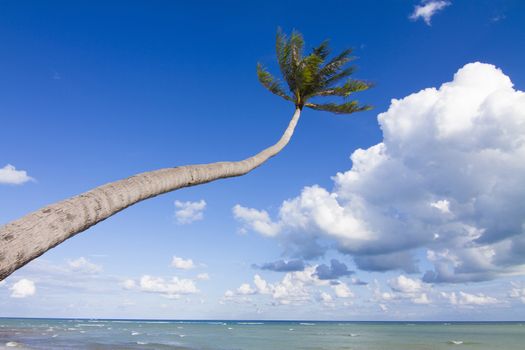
[1,318,524,349]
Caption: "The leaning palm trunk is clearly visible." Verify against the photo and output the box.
[0,29,373,280]
[0,108,301,280]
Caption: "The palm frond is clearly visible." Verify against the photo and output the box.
[318,48,354,80]
[314,79,372,97]
[323,66,356,87]
[289,30,304,72]
[312,40,330,60]
[305,101,372,114]
[276,28,293,89]
[258,29,372,114]
[257,63,293,101]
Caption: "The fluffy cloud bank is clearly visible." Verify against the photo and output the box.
[234,63,525,283]
[224,267,331,306]
[0,164,33,185]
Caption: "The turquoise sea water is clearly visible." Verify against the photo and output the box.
[0,319,524,349]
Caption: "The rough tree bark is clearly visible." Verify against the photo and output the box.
[0,108,301,280]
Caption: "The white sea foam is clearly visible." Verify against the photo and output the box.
[131,332,140,336]
[300,323,316,326]
[5,342,19,348]
[136,341,148,345]
[449,340,464,345]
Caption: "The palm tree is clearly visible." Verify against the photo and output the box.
[0,29,372,280]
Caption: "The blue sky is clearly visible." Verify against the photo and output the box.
[2,0,525,320]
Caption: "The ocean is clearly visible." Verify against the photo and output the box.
[0,318,524,349]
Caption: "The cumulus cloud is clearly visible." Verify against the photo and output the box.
[237,283,256,295]
[233,205,280,236]
[171,256,196,270]
[409,0,450,25]
[234,62,525,284]
[0,164,34,185]
[315,259,353,280]
[441,291,499,306]
[67,257,102,274]
[388,275,425,294]
[372,278,432,306]
[254,259,305,272]
[412,293,432,305]
[10,279,36,298]
[318,291,334,305]
[226,267,329,306]
[138,275,198,298]
[174,200,206,224]
[332,282,354,298]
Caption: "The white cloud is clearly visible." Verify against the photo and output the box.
[171,256,195,270]
[237,283,256,295]
[430,199,451,214]
[441,291,499,306]
[388,275,424,294]
[0,164,33,185]
[409,0,451,25]
[332,282,354,298]
[234,62,525,284]
[10,279,36,298]
[224,267,331,306]
[139,275,198,298]
[319,291,334,304]
[253,274,271,294]
[174,200,206,224]
[196,273,210,281]
[457,291,499,305]
[509,283,525,303]
[233,205,281,237]
[67,257,102,274]
[121,279,136,290]
[412,293,432,305]
[372,281,396,302]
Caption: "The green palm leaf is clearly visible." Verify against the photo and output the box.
[258,29,373,115]
[305,101,372,114]
[257,63,293,102]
